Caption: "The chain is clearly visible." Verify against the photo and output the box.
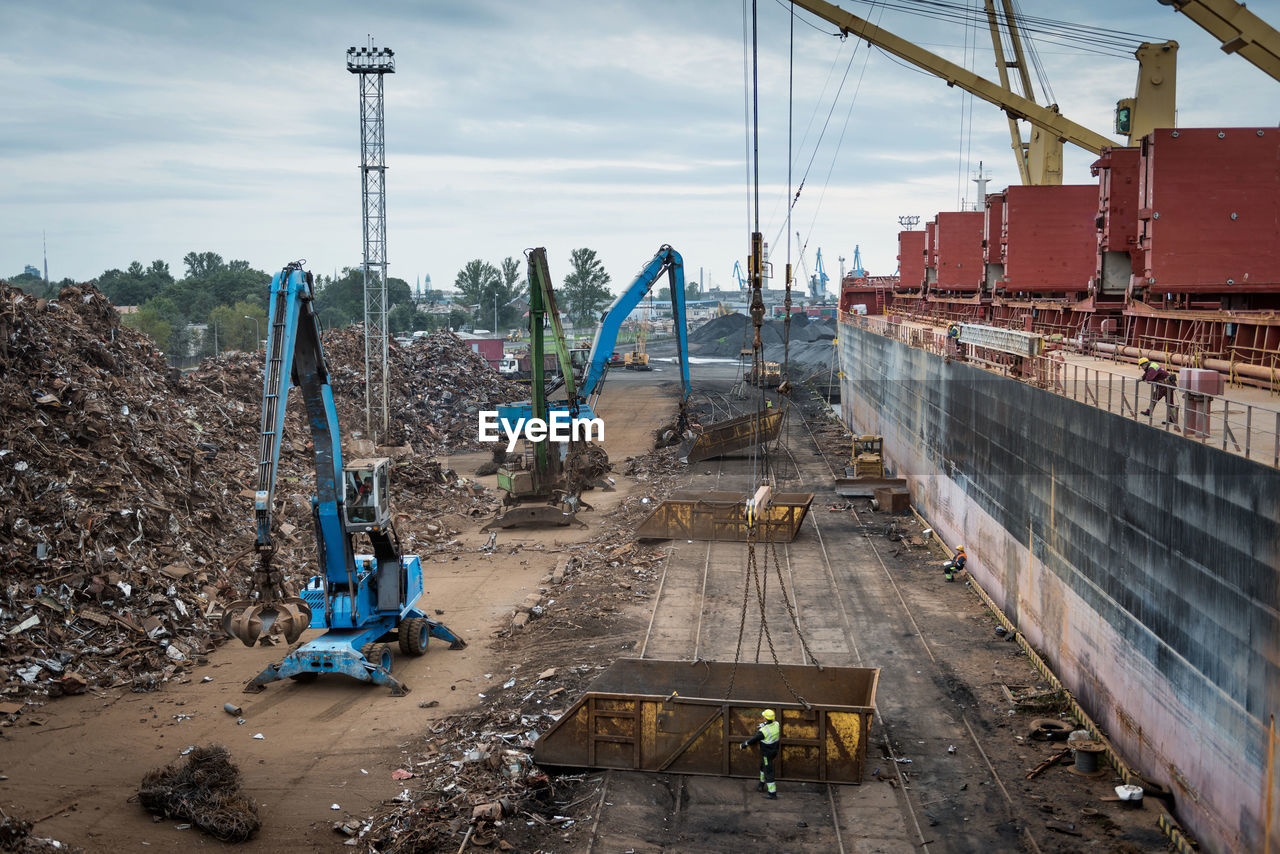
[750,542,809,708]
[753,552,767,663]
[768,539,821,669]
[725,533,756,702]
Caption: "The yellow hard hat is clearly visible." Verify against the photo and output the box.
[956,545,965,553]
[1138,357,1150,367]
[762,709,776,721]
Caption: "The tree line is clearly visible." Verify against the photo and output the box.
[5,253,452,359]
[452,248,616,331]
[5,243,672,359]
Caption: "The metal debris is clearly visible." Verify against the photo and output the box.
[0,282,520,699]
[138,744,260,843]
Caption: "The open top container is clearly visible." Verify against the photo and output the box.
[534,658,880,784]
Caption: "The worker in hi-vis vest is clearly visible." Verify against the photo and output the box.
[740,708,781,798]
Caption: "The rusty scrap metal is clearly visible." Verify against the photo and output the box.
[1026,747,1072,779]
[0,281,515,698]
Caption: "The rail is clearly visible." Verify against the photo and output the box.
[844,313,1280,471]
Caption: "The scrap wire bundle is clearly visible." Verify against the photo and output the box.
[138,745,260,843]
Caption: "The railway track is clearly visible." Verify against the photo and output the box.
[579,377,1055,853]
[584,386,847,853]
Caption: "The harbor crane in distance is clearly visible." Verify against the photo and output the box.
[814,248,830,299]
[795,231,816,302]
[223,261,465,696]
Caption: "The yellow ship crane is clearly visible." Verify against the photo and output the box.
[787,0,1177,183]
[1158,0,1280,82]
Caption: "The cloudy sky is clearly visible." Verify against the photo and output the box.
[3,0,1278,295]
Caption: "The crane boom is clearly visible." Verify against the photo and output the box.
[580,245,691,406]
[254,263,348,581]
[1158,0,1280,81]
[787,0,1117,154]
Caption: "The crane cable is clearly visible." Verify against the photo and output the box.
[778,0,796,439]
[726,0,816,710]
[798,1,883,251]
[956,0,977,209]
[830,0,1158,58]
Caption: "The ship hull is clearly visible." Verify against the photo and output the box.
[837,317,1280,854]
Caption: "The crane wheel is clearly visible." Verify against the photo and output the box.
[361,642,393,673]
[398,618,429,656]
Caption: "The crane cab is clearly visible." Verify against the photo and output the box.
[569,346,591,384]
[343,457,392,533]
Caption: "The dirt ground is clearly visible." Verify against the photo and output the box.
[0,365,1185,853]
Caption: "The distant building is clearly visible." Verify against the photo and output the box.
[454,332,504,367]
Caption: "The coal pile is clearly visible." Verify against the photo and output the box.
[0,282,511,701]
[138,744,260,842]
[680,312,839,373]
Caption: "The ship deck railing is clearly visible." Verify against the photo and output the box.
[843,312,1280,471]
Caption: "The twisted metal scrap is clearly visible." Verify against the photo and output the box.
[138,745,261,843]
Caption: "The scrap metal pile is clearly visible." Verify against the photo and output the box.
[298,326,525,452]
[0,281,518,700]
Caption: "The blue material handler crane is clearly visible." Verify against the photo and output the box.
[222,262,465,695]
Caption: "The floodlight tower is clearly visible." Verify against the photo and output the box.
[347,41,395,441]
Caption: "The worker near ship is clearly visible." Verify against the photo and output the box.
[944,322,962,362]
[740,708,780,798]
[1137,357,1178,421]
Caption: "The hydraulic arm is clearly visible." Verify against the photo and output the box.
[486,248,601,529]
[579,245,692,410]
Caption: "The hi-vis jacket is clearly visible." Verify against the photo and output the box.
[746,720,781,757]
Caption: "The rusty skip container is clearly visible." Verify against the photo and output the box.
[534,658,880,783]
[681,409,783,464]
[635,489,813,542]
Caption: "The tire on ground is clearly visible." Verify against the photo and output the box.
[398,618,429,656]
[361,642,392,672]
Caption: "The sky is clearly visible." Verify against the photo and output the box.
[3,0,1279,297]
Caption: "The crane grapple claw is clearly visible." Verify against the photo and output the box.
[222,598,312,647]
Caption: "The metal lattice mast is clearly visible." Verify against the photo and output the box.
[347,42,395,441]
